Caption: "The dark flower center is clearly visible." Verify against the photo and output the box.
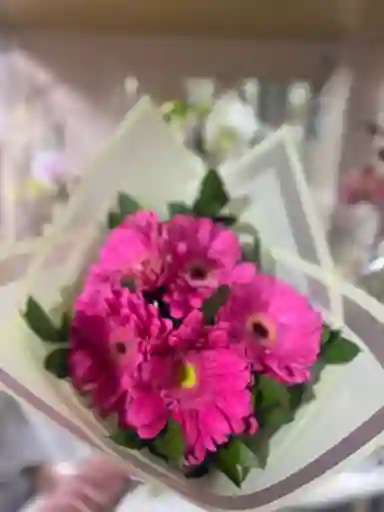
[143,286,173,321]
[121,275,136,291]
[115,342,127,355]
[247,314,276,346]
[251,322,269,338]
[189,264,208,280]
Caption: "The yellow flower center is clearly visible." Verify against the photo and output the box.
[246,313,276,346]
[180,362,197,389]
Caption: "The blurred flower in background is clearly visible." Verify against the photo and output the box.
[161,90,270,168]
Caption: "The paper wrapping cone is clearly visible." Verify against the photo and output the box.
[1,97,384,511]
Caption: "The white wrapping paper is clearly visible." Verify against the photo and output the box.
[1,97,384,511]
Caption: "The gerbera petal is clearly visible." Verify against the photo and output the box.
[127,390,167,431]
[208,230,241,264]
[229,263,257,284]
[137,416,167,439]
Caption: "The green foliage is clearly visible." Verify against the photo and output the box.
[213,439,258,487]
[117,193,141,217]
[110,429,145,450]
[167,202,191,217]
[258,375,290,409]
[321,335,361,364]
[193,169,229,217]
[44,348,69,379]
[107,211,124,230]
[212,214,237,227]
[201,285,230,324]
[57,312,72,341]
[152,421,185,462]
[23,297,64,342]
[320,324,361,364]
[106,193,141,230]
[162,100,190,123]
[321,324,341,345]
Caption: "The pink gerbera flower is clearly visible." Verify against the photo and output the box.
[69,282,172,418]
[219,275,323,384]
[98,210,165,291]
[137,311,257,464]
[163,215,242,318]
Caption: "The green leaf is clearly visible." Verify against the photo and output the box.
[322,324,341,345]
[213,439,259,487]
[153,420,185,462]
[194,102,212,118]
[258,376,290,409]
[288,362,324,412]
[212,214,237,226]
[23,297,61,342]
[44,348,69,379]
[237,439,261,468]
[57,312,72,342]
[213,440,245,488]
[263,407,294,430]
[147,442,169,463]
[243,434,270,469]
[110,428,144,450]
[242,236,261,265]
[201,285,230,324]
[288,384,306,411]
[107,210,124,230]
[193,169,229,217]
[117,193,141,216]
[321,336,361,364]
[162,100,190,122]
[245,407,293,468]
[168,202,191,217]
[184,461,211,479]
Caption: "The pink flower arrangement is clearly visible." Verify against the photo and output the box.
[24,170,360,487]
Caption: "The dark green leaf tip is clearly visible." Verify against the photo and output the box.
[22,297,62,342]
[193,169,229,218]
[44,348,69,379]
[202,285,230,324]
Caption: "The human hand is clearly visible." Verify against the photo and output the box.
[36,454,133,512]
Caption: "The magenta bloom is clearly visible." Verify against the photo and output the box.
[219,275,323,384]
[163,215,242,318]
[69,283,172,418]
[149,312,257,464]
[99,210,165,291]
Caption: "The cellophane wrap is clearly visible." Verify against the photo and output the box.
[1,97,384,511]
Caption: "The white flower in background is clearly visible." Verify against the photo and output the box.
[161,92,272,167]
[203,91,266,166]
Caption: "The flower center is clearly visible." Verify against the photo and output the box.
[189,264,208,280]
[246,314,276,346]
[180,362,197,389]
[121,275,136,291]
[115,342,127,355]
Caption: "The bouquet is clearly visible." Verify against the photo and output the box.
[4,98,384,510]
